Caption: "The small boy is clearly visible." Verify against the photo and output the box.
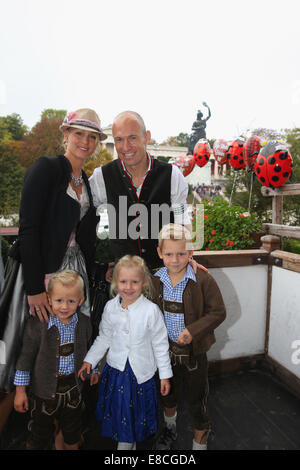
[152,223,226,451]
[13,269,99,450]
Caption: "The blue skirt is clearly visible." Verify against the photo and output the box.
[96,360,158,443]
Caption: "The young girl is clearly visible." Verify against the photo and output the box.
[78,255,172,450]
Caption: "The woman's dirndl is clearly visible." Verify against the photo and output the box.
[96,360,158,443]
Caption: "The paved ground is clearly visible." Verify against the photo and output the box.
[1,368,300,451]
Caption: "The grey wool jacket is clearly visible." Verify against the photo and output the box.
[16,312,92,400]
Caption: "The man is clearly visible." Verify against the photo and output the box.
[89,111,191,269]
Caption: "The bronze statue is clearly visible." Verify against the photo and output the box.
[187,102,211,155]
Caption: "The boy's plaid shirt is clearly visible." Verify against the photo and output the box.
[154,264,196,342]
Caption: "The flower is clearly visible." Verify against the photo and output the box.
[211,230,216,235]
[204,214,209,219]
[226,240,234,246]
[209,238,214,243]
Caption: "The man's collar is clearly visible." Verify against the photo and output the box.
[155,264,196,284]
[48,312,78,329]
[120,152,153,180]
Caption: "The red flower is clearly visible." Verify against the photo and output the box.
[204,215,209,219]
[211,230,216,235]
[226,240,234,246]
[239,213,244,217]
[209,238,214,243]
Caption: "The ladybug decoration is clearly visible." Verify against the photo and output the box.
[193,139,211,167]
[244,135,266,170]
[169,154,195,177]
[226,137,245,170]
[213,139,229,165]
[254,141,293,188]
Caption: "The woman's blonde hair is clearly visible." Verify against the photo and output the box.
[48,269,85,297]
[158,223,193,250]
[110,255,154,300]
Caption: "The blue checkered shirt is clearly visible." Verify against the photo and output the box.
[14,313,79,387]
[154,264,196,342]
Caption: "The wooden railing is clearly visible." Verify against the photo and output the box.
[261,183,300,238]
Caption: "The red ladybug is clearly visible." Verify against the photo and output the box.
[244,135,265,170]
[254,141,293,188]
[226,138,245,170]
[213,139,229,165]
[193,139,211,167]
[169,154,195,177]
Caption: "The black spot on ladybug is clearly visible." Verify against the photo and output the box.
[239,160,243,164]
[268,157,276,164]
[256,167,261,174]
[271,176,279,182]
[260,177,265,182]
[279,152,288,160]
[259,158,264,165]
[283,172,289,177]
[274,165,282,172]
[233,156,238,160]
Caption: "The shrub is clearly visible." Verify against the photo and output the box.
[193,197,262,251]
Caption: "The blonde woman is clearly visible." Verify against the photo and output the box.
[0,109,107,393]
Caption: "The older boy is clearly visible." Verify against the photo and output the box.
[152,224,226,450]
[14,269,98,450]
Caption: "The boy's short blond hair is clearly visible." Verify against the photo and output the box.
[158,223,193,250]
[48,269,85,297]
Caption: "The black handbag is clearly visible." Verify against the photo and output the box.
[89,261,110,339]
[0,255,20,338]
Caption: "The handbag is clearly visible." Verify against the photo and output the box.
[0,255,20,338]
[89,261,110,339]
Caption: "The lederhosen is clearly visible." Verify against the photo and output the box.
[160,293,210,432]
[27,342,83,450]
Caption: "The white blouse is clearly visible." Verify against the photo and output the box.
[84,294,173,384]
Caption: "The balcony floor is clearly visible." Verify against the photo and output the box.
[1,368,300,451]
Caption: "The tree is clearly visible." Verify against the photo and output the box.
[41,109,67,120]
[160,132,189,147]
[1,113,27,140]
[0,141,25,216]
[0,118,12,142]
[83,146,113,177]
[21,116,64,168]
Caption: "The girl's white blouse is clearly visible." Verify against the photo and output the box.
[84,294,173,384]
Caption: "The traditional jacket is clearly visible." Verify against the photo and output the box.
[9,155,99,295]
[15,312,92,400]
[102,158,174,269]
[152,269,226,355]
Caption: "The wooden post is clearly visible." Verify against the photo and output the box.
[260,235,281,252]
[260,235,281,355]
[272,195,283,224]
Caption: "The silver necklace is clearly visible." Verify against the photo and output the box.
[71,172,83,187]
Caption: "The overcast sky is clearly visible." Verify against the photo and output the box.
[1,0,300,143]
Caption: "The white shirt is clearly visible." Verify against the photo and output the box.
[84,294,173,384]
[89,155,191,226]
